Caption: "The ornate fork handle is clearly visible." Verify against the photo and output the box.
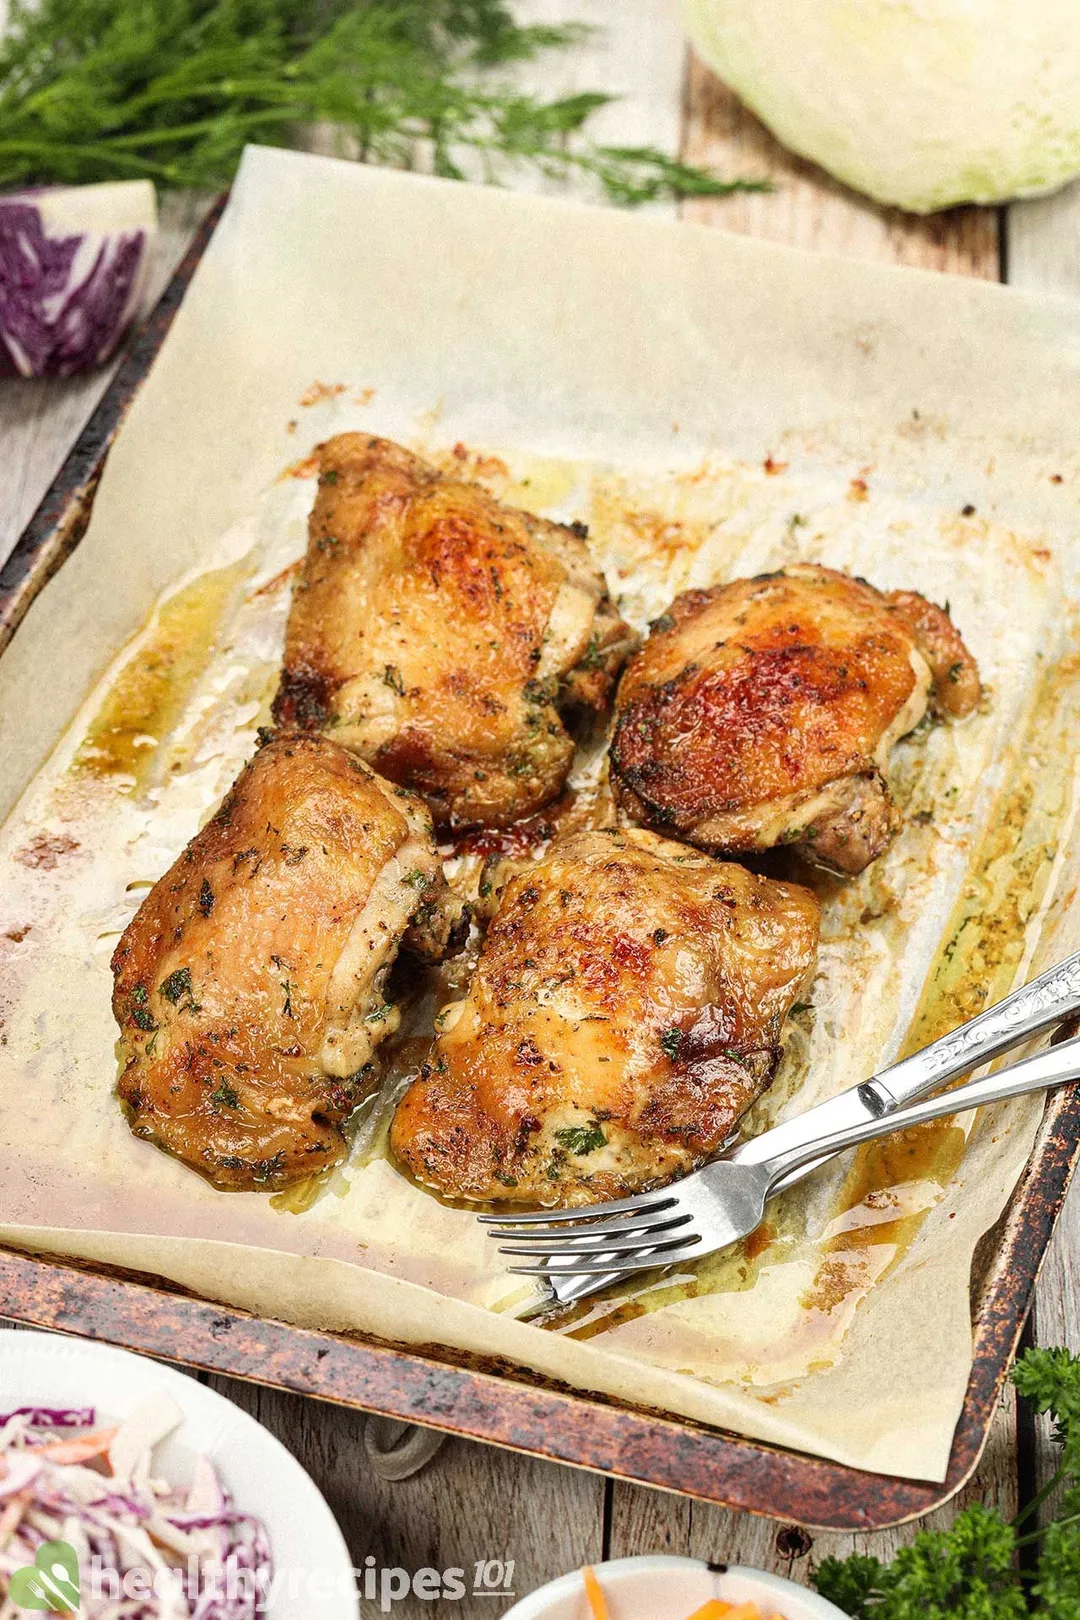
[732,947,1080,1175]
[761,1031,1080,1190]
[871,947,1080,1106]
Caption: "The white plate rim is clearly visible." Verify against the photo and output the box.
[501,1554,851,1620]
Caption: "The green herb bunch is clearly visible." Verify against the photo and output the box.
[0,0,762,202]
[813,1346,1080,1619]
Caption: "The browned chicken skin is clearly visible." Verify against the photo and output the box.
[111,733,464,1191]
[274,435,634,828]
[390,827,820,1205]
[610,563,981,875]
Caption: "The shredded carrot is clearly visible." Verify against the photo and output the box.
[0,1487,32,1547]
[583,1565,610,1620]
[685,1604,770,1620]
[578,1572,778,1620]
[33,1426,117,1463]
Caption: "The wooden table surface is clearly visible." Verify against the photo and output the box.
[3,3,1079,1610]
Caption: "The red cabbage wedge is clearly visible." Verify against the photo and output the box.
[0,179,156,377]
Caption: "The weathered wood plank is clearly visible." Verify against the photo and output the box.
[1007,186,1080,303]
[203,1373,604,1620]
[512,0,686,182]
[680,52,1000,277]
[1031,1191,1080,1356]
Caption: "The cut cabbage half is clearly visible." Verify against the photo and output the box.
[683,0,1080,213]
[0,179,157,376]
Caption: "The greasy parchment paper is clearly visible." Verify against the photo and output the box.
[4,148,1080,1483]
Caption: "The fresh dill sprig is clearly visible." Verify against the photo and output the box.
[0,0,764,204]
[811,1345,1080,1619]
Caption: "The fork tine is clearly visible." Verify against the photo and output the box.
[477,1192,676,1227]
[508,1240,703,1278]
[484,1210,689,1246]
[493,1213,693,1254]
[498,1232,693,1259]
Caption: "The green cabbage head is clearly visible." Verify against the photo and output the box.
[683,0,1080,213]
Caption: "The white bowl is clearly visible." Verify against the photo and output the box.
[0,1328,358,1619]
[502,1556,851,1620]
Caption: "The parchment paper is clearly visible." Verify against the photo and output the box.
[3,146,1080,1483]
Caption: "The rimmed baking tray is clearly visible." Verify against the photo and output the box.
[0,193,1077,1528]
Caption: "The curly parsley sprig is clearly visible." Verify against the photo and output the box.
[812,1347,1080,1619]
[0,0,764,204]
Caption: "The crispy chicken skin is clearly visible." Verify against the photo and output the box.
[274,434,634,828]
[390,827,820,1205]
[610,563,981,875]
[111,733,465,1191]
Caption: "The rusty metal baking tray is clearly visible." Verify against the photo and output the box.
[1,197,1077,1530]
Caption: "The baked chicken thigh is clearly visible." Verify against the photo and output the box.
[611,563,980,875]
[112,733,463,1191]
[391,827,819,1205]
[274,434,633,828]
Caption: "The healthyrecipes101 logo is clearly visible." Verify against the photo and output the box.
[8,1540,80,1612]
[7,1542,516,1612]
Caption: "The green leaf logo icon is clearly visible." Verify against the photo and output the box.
[8,1539,79,1612]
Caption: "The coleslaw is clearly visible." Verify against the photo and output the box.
[0,1393,272,1618]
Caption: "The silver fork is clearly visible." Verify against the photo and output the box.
[482,948,1080,1301]
[485,1030,1080,1283]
